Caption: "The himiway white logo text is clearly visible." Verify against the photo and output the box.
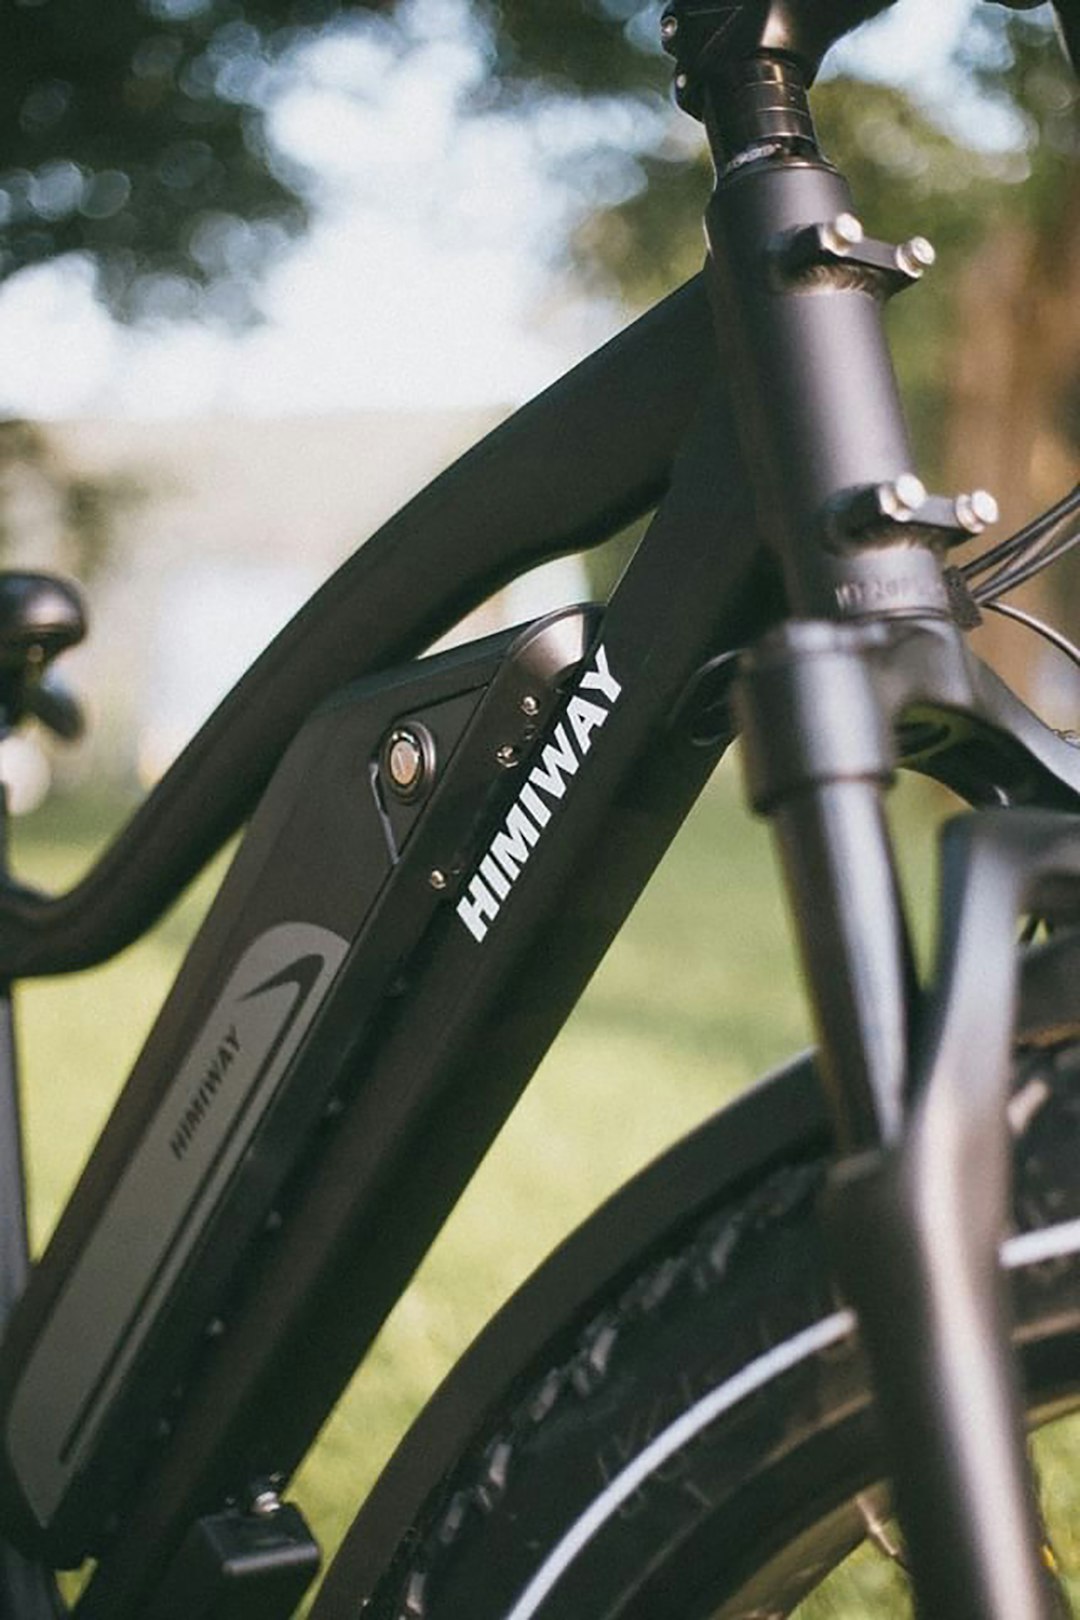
[456,644,622,943]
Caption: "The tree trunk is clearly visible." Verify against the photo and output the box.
[944,183,1080,722]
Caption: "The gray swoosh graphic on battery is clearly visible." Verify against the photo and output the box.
[7,921,348,1528]
[57,953,328,1466]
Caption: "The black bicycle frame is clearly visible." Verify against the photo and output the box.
[0,279,782,1614]
[0,3,1079,1616]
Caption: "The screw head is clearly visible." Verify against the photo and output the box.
[821,212,863,254]
[521,694,540,718]
[880,474,927,521]
[896,235,936,276]
[955,489,999,534]
[251,1490,282,1518]
[495,743,519,768]
[660,13,678,41]
[381,723,436,803]
[387,731,423,790]
[429,869,448,891]
[969,488,999,526]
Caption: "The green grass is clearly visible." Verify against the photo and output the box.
[5,763,954,1604]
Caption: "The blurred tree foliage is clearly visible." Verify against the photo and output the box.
[0,420,141,577]
[571,74,1028,477]
[1,0,387,320]
[3,1,1079,607]
[0,0,672,321]
[568,8,1080,483]
[0,0,1070,337]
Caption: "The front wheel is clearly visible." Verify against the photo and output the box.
[327,1039,1080,1619]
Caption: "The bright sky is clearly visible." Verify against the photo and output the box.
[0,0,990,419]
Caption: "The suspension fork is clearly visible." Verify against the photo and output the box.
[737,629,1064,1620]
[661,1,1061,1613]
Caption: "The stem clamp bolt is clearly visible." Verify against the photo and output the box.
[880,475,927,522]
[954,490,999,534]
[820,213,864,255]
[896,236,936,277]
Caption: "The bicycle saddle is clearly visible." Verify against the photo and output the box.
[0,574,85,672]
[0,573,87,738]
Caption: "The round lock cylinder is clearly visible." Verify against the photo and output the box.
[380,723,437,803]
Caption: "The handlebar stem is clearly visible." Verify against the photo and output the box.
[701,85,948,618]
[660,0,898,115]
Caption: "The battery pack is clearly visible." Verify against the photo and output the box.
[0,605,597,1563]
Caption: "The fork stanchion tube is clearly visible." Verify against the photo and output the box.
[737,622,917,1146]
[770,781,914,1147]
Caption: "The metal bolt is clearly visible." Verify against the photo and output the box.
[381,723,436,803]
[429,869,448,891]
[251,1489,282,1518]
[521,694,540,718]
[387,730,424,793]
[660,13,678,41]
[896,235,936,276]
[674,71,689,91]
[821,212,863,255]
[954,489,999,534]
[880,474,927,522]
[496,744,519,768]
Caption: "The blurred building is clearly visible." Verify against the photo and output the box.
[18,409,589,796]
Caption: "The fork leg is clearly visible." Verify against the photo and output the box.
[829,1140,1057,1620]
[826,811,1080,1620]
[738,635,1062,1620]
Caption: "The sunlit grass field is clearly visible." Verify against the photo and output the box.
[17,764,1079,1615]
[9,762,809,1582]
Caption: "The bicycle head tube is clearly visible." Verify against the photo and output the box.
[663,0,997,621]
